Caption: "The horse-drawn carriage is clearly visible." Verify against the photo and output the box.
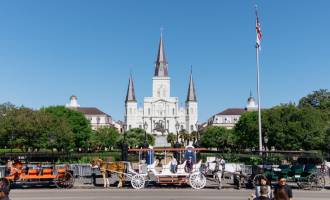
[3,161,74,189]
[92,147,207,189]
[252,163,326,190]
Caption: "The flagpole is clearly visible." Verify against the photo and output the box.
[256,44,262,154]
[255,6,263,154]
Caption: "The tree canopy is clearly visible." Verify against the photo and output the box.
[89,126,120,151]
[42,106,92,151]
[118,128,155,148]
[201,126,235,152]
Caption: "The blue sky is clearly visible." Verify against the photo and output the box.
[0,0,329,122]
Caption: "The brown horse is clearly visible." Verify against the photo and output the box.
[91,159,126,188]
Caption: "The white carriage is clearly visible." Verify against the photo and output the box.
[127,147,207,190]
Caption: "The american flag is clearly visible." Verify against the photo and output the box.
[256,10,262,49]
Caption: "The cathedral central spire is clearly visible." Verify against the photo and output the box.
[154,32,168,77]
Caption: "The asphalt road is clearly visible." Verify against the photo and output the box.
[9,188,330,200]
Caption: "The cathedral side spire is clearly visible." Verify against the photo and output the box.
[154,32,168,77]
[125,74,136,102]
[186,67,197,102]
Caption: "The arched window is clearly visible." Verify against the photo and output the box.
[172,108,175,115]
[148,108,151,115]
[190,125,194,132]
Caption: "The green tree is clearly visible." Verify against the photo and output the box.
[0,102,16,117]
[40,111,75,152]
[234,111,259,150]
[298,89,330,110]
[42,106,92,151]
[118,128,155,148]
[179,129,191,145]
[201,126,235,152]
[90,126,120,151]
[166,132,177,146]
[0,107,75,152]
[263,104,326,150]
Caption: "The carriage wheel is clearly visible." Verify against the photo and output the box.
[54,171,75,189]
[189,172,206,190]
[296,179,310,190]
[131,174,145,190]
[252,174,265,188]
[308,173,325,191]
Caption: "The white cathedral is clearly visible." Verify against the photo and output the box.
[124,33,198,147]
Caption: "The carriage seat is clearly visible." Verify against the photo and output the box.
[161,161,172,175]
[147,161,159,175]
[42,168,53,175]
[192,160,202,172]
[28,169,38,176]
[177,160,187,174]
[147,160,158,170]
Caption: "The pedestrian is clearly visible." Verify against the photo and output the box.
[255,176,272,199]
[273,176,292,200]
[253,186,271,200]
[0,178,10,200]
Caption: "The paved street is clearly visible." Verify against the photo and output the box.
[9,188,330,200]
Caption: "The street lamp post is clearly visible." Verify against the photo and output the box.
[175,121,180,144]
[143,121,149,148]
[264,136,268,159]
[121,125,128,161]
[195,124,200,147]
[10,132,15,160]
[174,121,181,163]
[264,136,268,152]
[143,122,149,161]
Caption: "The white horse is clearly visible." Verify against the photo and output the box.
[203,157,223,189]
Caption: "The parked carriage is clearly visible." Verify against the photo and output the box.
[252,163,326,190]
[4,161,74,189]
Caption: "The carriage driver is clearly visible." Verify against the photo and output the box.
[170,156,178,173]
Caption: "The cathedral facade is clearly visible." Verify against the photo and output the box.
[124,34,198,146]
